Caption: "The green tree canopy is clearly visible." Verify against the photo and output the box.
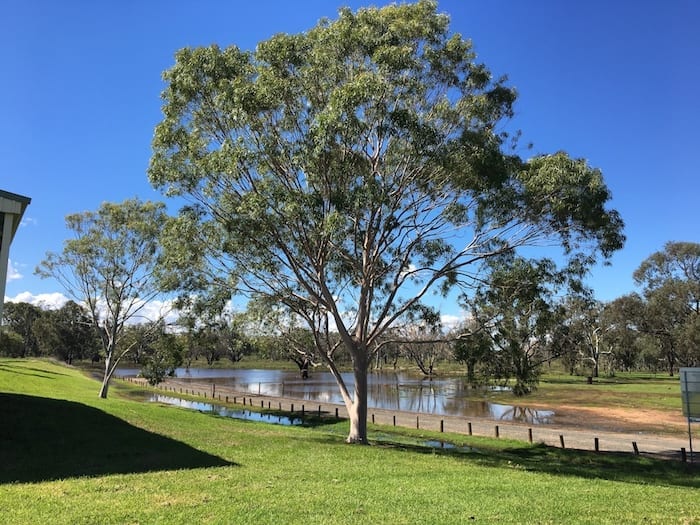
[36,198,169,398]
[1,301,42,357]
[32,300,99,364]
[149,1,624,442]
[601,294,646,372]
[462,256,569,395]
[631,241,700,373]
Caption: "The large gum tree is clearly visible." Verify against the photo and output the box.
[149,1,624,443]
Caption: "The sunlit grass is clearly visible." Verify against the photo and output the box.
[429,369,684,413]
[0,358,697,524]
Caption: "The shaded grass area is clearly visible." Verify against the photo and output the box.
[361,424,699,489]
[0,393,233,483]
[1,359,698,524]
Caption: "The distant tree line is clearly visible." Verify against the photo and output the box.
[3,240,698,395]
[450,241,700,391]
[1,300,99,365]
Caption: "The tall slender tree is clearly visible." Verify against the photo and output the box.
[564,296,610,378]
[36,198,169,398]
[149,1,623,442]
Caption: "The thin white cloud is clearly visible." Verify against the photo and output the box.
[6,259,22,281]
[20,216,37,228]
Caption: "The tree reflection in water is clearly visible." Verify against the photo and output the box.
[121,368,556,424]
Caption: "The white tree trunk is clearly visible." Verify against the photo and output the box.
[345,351,369,444]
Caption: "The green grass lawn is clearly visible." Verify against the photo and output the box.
[434,370,685,413]
[537,374,683,410]
[1,358,698,524]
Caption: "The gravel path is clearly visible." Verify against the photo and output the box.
[128,377,697,462]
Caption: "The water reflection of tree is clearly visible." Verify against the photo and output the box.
[368,372,402,410]
[397,380,447,414]
[174,369,554,422]
[442,396,492,418]
[498,405,553,424]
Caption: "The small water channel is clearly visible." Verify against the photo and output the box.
[149,394,477,453]
[120,367,555,425]
[149,394,302,426]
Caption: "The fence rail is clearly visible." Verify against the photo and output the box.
[119,376,694,463]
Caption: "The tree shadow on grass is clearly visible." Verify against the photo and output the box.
[0,361,70,379]
[0,393,235,483]
[371,438,700,489]
[481,443,700,488]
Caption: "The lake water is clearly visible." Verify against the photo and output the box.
[119,367,554,424]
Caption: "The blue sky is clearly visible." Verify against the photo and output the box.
[2,0,698,321]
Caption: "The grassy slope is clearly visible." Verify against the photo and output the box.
[0,358,698,524]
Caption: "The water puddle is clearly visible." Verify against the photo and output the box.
[423,439,476,452]
[369,431,478,453]
[149,394,302,426]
